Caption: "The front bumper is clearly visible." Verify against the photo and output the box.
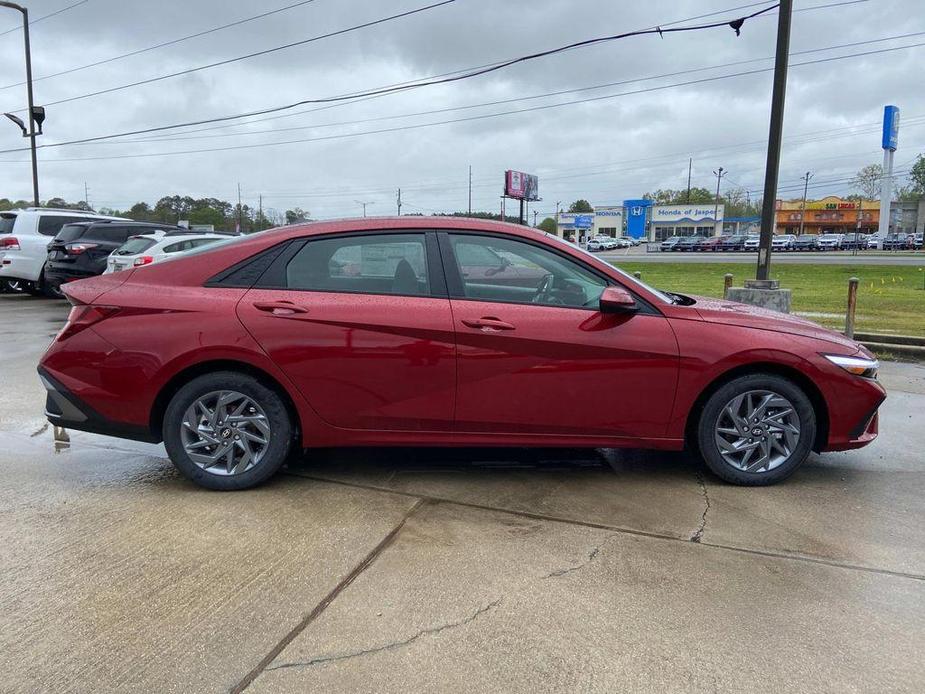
[38,365,159,443]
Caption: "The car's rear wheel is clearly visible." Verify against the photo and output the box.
[696,374,816,486]
[163,372,293,490]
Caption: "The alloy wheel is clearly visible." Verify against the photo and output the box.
[714,389,801,473]
[180,390,271,476]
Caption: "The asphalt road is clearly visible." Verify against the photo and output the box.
[2,294,924,693]
[599,247,925,265]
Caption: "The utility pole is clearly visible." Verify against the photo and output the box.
[467,165,472,216]
[84,181,89,209]
[258,194,263,230]
[533,210,538,227]
[686,157,693,204]
[396,188,402,216]
[237,182,242,233]
[355,200,374,217]
[756,0,793,281]
[798,171,812,236]
[713,167,726,236]
[1,1,41,206]
[555,200,561,237]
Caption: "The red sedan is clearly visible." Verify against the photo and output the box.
[39,217,884,490]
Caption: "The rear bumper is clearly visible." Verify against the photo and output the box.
[38,365,159,443]
[44,266,100,287]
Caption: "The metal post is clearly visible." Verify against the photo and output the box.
[798,171,812,236]
[467,165,472,216]
[724,273,734,298]
[713,167,726,237]
[686,157,692,204]
[756,0,793,281]
[1,2,39,205]
[877,147,894,238]
[397,188,402,216]
[845,276,859,338]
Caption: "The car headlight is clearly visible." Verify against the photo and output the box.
[824,354,879,379]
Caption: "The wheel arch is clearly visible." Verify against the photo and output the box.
[684,361,829,452]
[150,359,302,444]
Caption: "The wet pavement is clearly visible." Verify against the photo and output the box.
[2,294,924,692]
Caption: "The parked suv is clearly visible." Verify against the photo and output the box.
[0,207,129,296]
[816,233,844,250]
[44,221,180,297]
[771,234,796,251]
[791,234,818,251]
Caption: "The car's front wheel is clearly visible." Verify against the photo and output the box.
[696,373,816,486]
[163,372,293,490]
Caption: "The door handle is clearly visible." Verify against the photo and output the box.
[253,300,309,315]
[461,317,515,331]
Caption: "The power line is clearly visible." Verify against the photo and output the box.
[0,0,321,89]
[5,0,458,113]
[0,0,89,38]
[5,37,922,162]
[103,30,925,147]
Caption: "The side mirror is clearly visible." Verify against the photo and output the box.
[599,286,638,313]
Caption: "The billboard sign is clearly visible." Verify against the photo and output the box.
[882,105,899,151]
[504,170,539,201]
[574,214,593,229]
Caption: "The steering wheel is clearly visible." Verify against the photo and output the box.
[532,273,562,304]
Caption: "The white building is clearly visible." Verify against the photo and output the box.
[555,206,624,241]
[650,204,724,241]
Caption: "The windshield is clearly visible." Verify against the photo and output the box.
[0,214,15,234]
[545,233,673,304]
[114,237,158,255]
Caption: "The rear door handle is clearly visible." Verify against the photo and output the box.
[461,317,515,331]
[253,300,309,315]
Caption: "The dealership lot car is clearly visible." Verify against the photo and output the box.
[771,234,796,251]
[791,234,818,251]
[0,207,129,296]
[45,221,180,296]
[817,233,844,250]
[39,217,885,491]
[105,232,232,273]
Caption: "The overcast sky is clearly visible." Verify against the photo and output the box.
[0,0,922,219]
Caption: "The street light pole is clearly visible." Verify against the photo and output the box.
[798,171,812,236]
[755,0,793,281]
[1,1,40,206]
[713,167,726,236]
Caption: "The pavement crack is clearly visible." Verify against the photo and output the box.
[690,469,711,543]
[267,598,503,672]
[542,535,612,579]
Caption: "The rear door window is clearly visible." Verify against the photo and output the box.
[286,233,430,296]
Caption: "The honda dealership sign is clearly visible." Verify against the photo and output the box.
[504,170,539,201]
[651,204,725,222]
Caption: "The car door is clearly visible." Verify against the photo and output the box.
[237,230,457,431]
[440,231,679,439]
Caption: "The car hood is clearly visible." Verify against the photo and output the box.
[691,295,861,352]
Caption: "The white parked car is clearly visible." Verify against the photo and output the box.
[771,234,796,251]
[0,207,128,295]
[586,238,604,252]
[105,232,232,273]
[743,235,761,251]
[817,233,844,250]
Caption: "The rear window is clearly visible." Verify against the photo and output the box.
[0,214,15,234]
[114,237,158,255]
[56,224,89,242]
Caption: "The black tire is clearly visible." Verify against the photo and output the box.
[163,371,293,490]
[695,373,816,486]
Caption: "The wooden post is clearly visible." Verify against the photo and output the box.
[724,273,733,298]
[845,276,859,338]
[633,271,641,280]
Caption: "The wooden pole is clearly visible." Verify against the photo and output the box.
[845,276,859,338]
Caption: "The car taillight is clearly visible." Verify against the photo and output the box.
[0,236,20,251]
[133,255,154,266]
[65,243,98,254]
[58,304,121,341]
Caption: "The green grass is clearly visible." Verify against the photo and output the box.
[613,262,925,337]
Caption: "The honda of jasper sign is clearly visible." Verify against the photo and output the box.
[651,204,724,222]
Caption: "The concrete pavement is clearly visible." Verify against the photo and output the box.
[1,294,923,692]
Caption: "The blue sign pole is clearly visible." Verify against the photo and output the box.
[878,105,900,237]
